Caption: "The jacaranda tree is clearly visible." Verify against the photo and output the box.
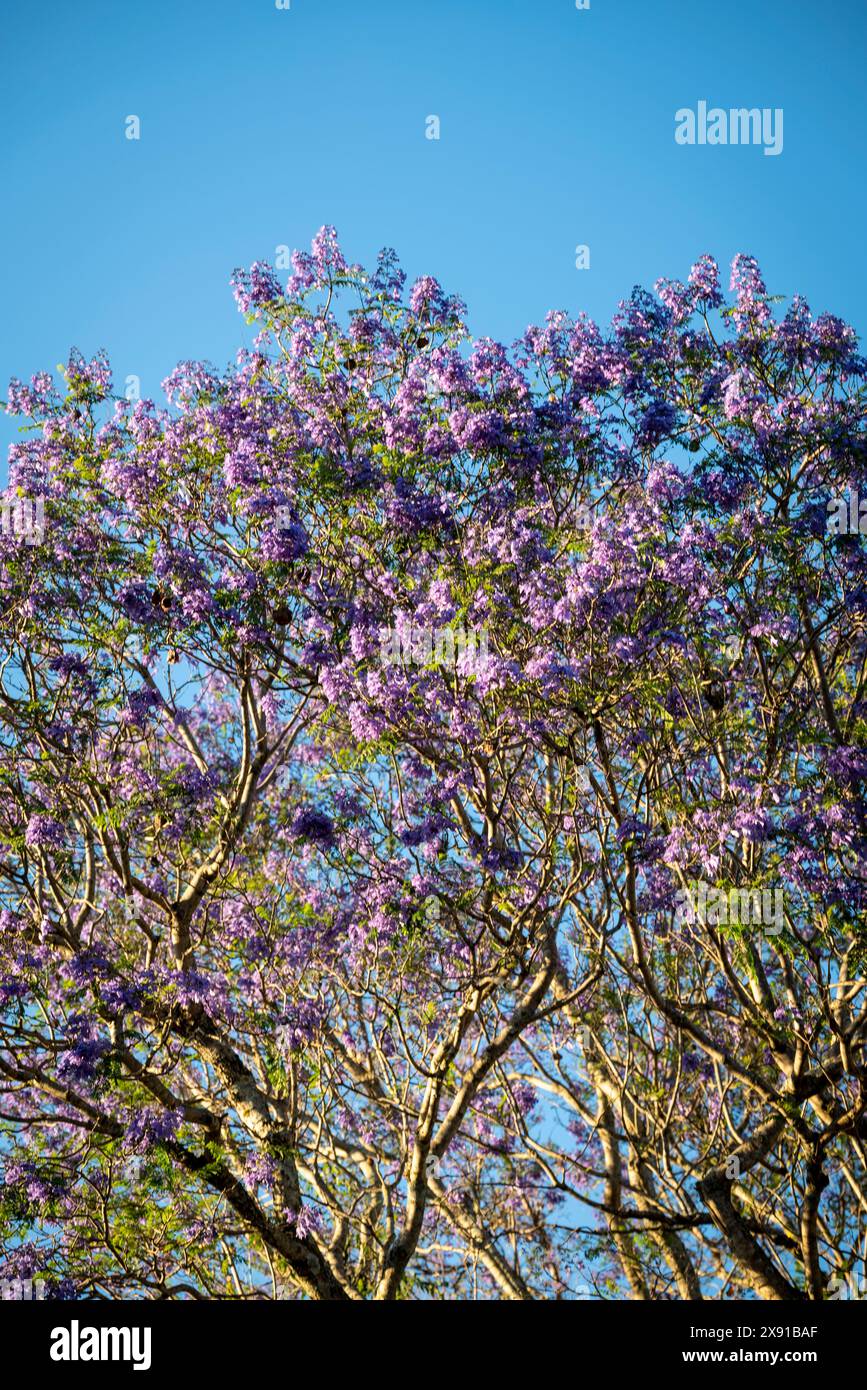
[1,229,866,1300]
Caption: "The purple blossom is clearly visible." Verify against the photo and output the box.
[231,261,283,314]
[24,815,65,851]
[124,1107,182,1153]
[290,808,336,848]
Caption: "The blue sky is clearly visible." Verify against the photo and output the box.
[2,0,866,471]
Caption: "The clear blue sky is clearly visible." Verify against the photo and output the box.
[2,0,866,472]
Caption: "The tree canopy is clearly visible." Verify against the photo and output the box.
[1,230,866,1300]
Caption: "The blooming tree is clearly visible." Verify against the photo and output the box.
[1,231,866,1300]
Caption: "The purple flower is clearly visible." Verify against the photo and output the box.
[655,277,692,324]
[124,1107,182,1153]
[57,1031,110,1082]
[244,1154,277,1190]
[826,747,867,786]
[293,1205,322,1240]
[119,582,156,625]
[231,261,283,314]
[24,815,65,851]
[638,398,677,445]
[121,687,163,728]
[730,253,771,332]
[733,808,772,843]
[291,808,336,849]
[688,254,723,308]
[66,347,112,398]
[311,225,346,277]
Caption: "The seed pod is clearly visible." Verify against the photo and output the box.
[272,603,292,626]
[151,586,173,613]
[701,668,727,711]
